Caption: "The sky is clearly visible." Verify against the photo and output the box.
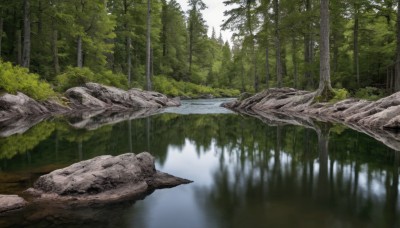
[176,0,234,43]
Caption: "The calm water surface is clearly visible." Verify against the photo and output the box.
[0,99,399,228]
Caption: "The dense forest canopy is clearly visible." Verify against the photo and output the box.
[0,0,400,99]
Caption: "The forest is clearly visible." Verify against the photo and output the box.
[0,0,400,100]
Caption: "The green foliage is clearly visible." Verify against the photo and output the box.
[330,88,349,103]
[0,60,56,100]
[354,87,386,101]
[0,121,55,159]
[55,67,96,91]
[153,75,240,98]
[55,67,128,92]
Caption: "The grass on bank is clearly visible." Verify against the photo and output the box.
[153,75,240,98]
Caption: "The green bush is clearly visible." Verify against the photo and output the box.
[153,75,240,98]
[55,67,95,91]
[0,60,56,100]
[331,88,349,103]
[55,67,128,91]
[98,71,128,89]
[354,87,386,101]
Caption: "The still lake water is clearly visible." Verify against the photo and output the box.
[0,99,399,228]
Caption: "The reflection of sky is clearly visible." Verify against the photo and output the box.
[157,139,219,187]
[163,99,236,115]
[125,137,399,228]
[128,139,220,228]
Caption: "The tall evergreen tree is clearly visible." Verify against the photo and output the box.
[318,0,333,97]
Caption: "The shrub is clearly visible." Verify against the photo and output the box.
[331,88,349,103]
[153,75,240,98]
[55,67,96,91]
[55,67,128,91]
[0,60,56,100]
[354,87,386,101]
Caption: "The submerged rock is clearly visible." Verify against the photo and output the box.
[26,152,191,203]
[0,195,27,213]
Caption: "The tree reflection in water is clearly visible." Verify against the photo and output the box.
[0,113,399,227]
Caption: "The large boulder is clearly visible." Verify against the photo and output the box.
[0,195,27,214]
[66,83,180,110]
[0,92,49,122]
[27,152,191,203]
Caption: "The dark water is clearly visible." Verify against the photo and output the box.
[0,99,399,228]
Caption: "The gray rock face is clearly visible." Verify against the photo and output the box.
[29,152,191,202]
[223,88,400,150]
[66,83,180,110]
[0,83,180,137]
[0,92,49,121]
[224,88,400,130]
[0,195,27,213]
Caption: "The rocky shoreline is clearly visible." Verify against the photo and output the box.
[223,88,400,150]
[0,82,180,124]
[0,82,180,137]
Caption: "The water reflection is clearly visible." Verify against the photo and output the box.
[0,109,399,227]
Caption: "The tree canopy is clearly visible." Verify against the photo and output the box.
[0,0,399,99]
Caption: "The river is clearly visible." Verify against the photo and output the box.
[0,99,399,228]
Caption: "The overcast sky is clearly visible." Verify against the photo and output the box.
[176,0,233,43]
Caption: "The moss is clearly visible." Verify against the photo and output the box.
[315,87,348,103]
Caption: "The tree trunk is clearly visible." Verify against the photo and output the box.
[253,45,259,92]
[266,46,270,88]
[318,0,333,97]
[52,30,60,75]
[0,17,3,56]
[188,18,194,80]
[38,0,42,35]
[146,0,152,90]
[292,37,298,88]
[304,0,313,89]
[77,35,83,68]
[241,57,245,93]
[127,37,132,86]
[395,0,400,92]
[16,30,22,65]
[273,0,283,88]
[354,5,360,87]
[317,124,330,200]
[22,0,31,69]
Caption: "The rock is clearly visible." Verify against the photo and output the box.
[65,87,108,109]
[27,152,191,203]
[0,195,27,213]
[65,83,180,110]
[224,88,400,130]
[223,88,400,150]
[0,83,180,137]
[0,92,49,122]
[238,92,253,101]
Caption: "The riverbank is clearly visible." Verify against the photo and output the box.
[0,82,180,124]
[223,88,400,150]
